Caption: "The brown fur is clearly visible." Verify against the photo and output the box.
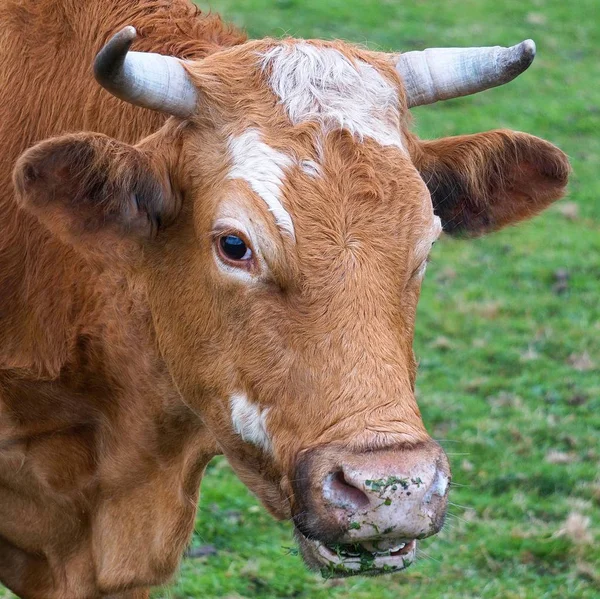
[0,1,241,597]
[0,1,570,596]
[408,130,571,235]
[0,0,245,377]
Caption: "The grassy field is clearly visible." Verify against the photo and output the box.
[2,0,598,598]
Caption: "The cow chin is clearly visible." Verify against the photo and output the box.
[294,529,417,578]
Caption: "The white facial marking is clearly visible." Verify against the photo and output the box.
[261,43,404,150]
[228,129,295,239]
[230,392,272,452]
[300,159,322,178]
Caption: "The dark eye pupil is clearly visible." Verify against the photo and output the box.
[220,235,248,260]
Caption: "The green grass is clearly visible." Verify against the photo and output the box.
[2,1,598,598]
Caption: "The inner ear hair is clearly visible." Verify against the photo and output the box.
[14,133,172,257]
[408,129,570,236]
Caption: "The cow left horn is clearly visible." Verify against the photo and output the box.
[396,40,536,108]
[94,26,197,118]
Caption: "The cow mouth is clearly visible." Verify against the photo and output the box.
[295,532,417,577]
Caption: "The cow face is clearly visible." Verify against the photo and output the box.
[14,36,569,576]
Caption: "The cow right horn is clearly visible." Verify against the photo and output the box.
[94,26,198,118]
[396,40,536,107]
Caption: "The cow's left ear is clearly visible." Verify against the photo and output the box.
[410,129,570,236]
[14,133,176,260]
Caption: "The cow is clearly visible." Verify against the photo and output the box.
[0,0,570,597]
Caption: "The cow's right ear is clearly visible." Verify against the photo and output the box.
[13,133,175,260]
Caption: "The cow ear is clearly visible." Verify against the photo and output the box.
[411,130,570,236]
[14,133,175,260]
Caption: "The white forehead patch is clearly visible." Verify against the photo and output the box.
[261,43,404,150]
[300,159,322,178]
[228,129,295,239]
[230,392,272,453]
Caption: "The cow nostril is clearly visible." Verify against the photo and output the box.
[324,470,370,511]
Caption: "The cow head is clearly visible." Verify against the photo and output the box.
[13,28,569,576]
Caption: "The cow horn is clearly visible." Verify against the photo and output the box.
[94,26,197,118]
[396,40,536,108]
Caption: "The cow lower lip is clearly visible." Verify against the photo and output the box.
[296,533,417,577]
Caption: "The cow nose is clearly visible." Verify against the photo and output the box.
[292,441,450,543]
[322,469,371,512]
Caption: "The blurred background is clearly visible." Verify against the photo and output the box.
[2,1,598,598]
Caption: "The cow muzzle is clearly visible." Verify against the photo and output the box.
[291,441,450,576]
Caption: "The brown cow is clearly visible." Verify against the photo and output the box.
[0,0,570,597]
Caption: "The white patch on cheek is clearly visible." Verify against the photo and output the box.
[227,129,295,239]
[230,392,273,452]
[261,43,405,150]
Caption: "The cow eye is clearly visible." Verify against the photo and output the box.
[218,234,253,262]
